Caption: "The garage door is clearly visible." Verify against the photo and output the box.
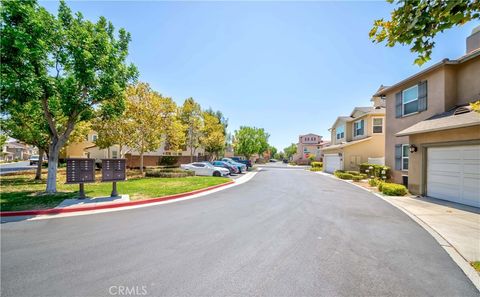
[427,145,480,207]
[324,154,342,173]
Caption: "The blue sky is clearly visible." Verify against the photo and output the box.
[42,1,479,151]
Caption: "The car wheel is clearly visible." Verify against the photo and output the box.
[213,171,221,177]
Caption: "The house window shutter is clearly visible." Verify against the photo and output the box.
[418,81,427,112]
[395,144,402,170]
[360,120,364,135]
[395,92,402,118]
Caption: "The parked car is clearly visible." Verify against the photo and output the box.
[180,162,230,177]
[282,159,288,164]
[212,160,239,175]
[29,155,46,166]
[231,157,252,169]
[269,159,278,162]
[221,158,247,173]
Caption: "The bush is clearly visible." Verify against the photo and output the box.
[334,171,354,180]
[359,163,390,180]
[377,180,385,192]
[368,178,378,187]
[381,183,407,196]
[158,156,179,166]
[310,167,323,172]
[288,162,296,165]
[352,175,363,182]
[145,168,195,178]
[311,162,323,168]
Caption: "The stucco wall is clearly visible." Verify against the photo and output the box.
[456,57,480,105]
[407,125,480,195]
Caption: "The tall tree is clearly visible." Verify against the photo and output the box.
[1,0,137,192]
[284,143,297,160]
[370,1,480,65]
[268,146,278,160]
[201,112,226,160]
[233,126,270,160]
[91,115,134,158]
[179,98,203,162]
[126,83,178,174]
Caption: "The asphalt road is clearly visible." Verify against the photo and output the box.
[0,161,36,175]
[1,164,478,296]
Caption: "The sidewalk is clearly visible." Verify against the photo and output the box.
[384,195,480,262]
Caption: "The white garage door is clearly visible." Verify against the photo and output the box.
[324,154,342,173]
[427,145,480,208]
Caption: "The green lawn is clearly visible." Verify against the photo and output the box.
[0,170,230,211]
[471,261,480,272]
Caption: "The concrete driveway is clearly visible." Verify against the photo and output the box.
[1,166,478,296]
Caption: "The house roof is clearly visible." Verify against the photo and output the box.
[6,142,27,149]
[396,106,480,136]
[373,49,480,97]
[322,136,372,151]
[300,133,321,138]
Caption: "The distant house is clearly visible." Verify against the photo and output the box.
[372,27,480,207]
[1,140,37,161]
[63,131,207,167]
[322,98,386,173]
[293,133,328,164]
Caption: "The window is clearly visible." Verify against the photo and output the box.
[373,118,383,133]
[353,120,364,137]
[336,125,345,140]
[402,144,409,170]
[112,151,118,159]
[193,163,205,167]
[92,134,98,141]
[402,85,419,115]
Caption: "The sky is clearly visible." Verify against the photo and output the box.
[42,1,480,151]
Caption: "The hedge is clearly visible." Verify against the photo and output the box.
[381,183,407,196]
[334,170,367,180]
[334,171,354,180]
[311,162,323,168]
[359,163,390,180]
[310,167,323,172]
[158,156,179,166]
[145,168,195,178]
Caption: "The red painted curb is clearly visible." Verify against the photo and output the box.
[0,180,235,217]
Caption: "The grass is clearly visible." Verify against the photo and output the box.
[0,169,230,211]
[471,261,480,272]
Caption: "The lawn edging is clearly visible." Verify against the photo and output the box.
[0,180,234,217]
[312,170,480,291]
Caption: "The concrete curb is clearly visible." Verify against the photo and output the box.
[311,171,480,292]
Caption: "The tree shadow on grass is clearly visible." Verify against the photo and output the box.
[0,191,77,212]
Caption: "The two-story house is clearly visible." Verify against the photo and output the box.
[322,97,386,173]
[292,133,327,164]
[372,27,480,208]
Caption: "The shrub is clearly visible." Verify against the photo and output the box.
[352,175,362,182]
[288,162,296,165]
[359,163,391,180]
[311,162,323,168]
[346,170,360,175]
[145,168,194,178]
[310,167,323,172]
[377,180,385,192]
[368,178,378,187]
[334,171,354,180]
[158,156,179,166]
[381,183,408,196]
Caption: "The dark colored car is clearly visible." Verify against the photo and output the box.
[231,157,252,169]
[212,160,239,175]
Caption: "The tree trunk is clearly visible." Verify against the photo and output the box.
[140,151,144,175]
[190,146,193,163]
[35,148,44,180]
[45,141,61,193]
[107,147,111,159]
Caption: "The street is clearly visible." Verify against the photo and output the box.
[0,161,36,175]
[1,164,478,297]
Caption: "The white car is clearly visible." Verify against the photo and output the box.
[180,162,230,177]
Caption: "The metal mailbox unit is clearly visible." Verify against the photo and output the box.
[101,159,126,197]
[65,158,96,199]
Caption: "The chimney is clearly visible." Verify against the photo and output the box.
[466,25,480,54]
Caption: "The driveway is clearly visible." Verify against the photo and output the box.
[1,167,478,296]
[0,161,35,175]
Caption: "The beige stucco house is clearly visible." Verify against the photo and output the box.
[322,98,386,173]
[372,27,480,208]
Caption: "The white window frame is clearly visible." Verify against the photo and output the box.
[91,134,98,141]
[402,85,419,116]
[402,144,409,171]
[353,119,364,137]
[372,117,383,134]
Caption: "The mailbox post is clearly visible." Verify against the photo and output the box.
[101,159,126,197]
[66,158,96,199]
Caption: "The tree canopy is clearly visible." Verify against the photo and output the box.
[1,0,137,192]
[283,143,297,159]
[370,0,480,65]
[233,126,270,160]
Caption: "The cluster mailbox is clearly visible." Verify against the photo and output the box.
[101,159,126,197]
[66,158,95,198]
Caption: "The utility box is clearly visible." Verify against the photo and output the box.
[65,158,96,199]
[101,159,126,197]
[101,159,126,182]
